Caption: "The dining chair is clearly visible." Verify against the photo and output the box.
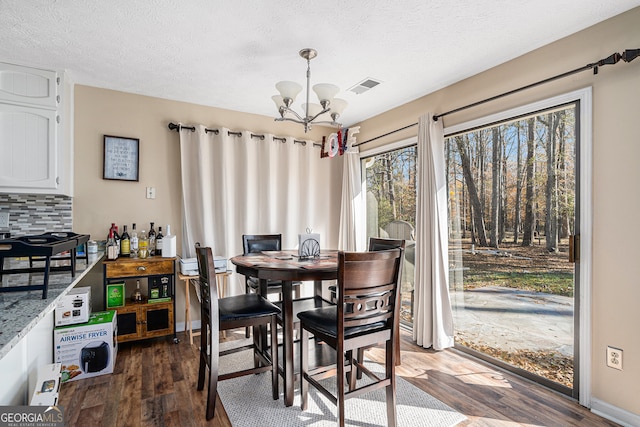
[298,248,404,427]
[242,233,303,298]
[242,234,302,336]
[195,245,280,420]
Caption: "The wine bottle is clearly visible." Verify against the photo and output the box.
[107,222,115,242]
[139,229,149,259]
[148,222,156,256]
[107,223,120,250]
[155,226,163,257]
[120,225,131,257]
[130,223,139,258]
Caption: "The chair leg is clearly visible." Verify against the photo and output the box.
[356,347,365,379]
[337,349,346,427]
[206,365,219,420]
[245,282,252,338]
[270,315,279,400]
[385,339,397,427]
[300,327,309,411]
[346,350,356,391]
[206,339,220,421]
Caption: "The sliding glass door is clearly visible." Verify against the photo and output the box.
[445,102,579,395]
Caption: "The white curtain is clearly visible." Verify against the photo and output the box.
[178,124,336,294]
[338,127,364,251]
[412,113,455,350]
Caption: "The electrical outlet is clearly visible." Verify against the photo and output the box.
[0,212,9,228]
[607,346,623,370]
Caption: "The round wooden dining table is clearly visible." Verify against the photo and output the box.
[230,250,337,407]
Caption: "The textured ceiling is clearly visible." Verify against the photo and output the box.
[1,1,639,127]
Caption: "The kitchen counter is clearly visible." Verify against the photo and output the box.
[0,252,104,359]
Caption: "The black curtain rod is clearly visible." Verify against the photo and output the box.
[168,122,218,134]
[354,48,639,148]
[353,123,418,147]
[167,122,322,147]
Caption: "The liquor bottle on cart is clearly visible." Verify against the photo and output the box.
[155,227,164,257]
[148,222,156,256]
[107,229,118,260]
[130,223,139,258]
[120,225,131,257]
[139,229,149,259]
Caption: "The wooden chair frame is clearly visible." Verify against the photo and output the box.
[299,249,404,427]
[196,246,280,420]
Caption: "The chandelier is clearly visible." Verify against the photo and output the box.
[272,48,348,133]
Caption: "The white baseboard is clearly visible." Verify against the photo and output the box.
[591,398,640,427]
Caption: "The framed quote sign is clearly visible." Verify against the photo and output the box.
[103,135,140,181]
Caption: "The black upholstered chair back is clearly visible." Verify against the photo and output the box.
[243,234,281,254]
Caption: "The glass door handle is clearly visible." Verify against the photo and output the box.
[569,235,580,263]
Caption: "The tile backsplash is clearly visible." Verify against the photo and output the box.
[0,194,72,236]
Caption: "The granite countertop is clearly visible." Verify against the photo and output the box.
[0,252,104,359]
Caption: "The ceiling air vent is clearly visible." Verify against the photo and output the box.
[348,78,382,94]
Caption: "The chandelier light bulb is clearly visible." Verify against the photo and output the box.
[330,98,348,118]
[272,49,347,133]
[312,83,340,104]
[276,81,302,103]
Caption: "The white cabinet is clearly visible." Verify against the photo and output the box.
[0,62,58,108]
[0,62,73,196]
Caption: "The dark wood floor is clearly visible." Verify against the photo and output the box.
[58,329,620,426]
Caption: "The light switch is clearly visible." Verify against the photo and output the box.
[146,187,156,199]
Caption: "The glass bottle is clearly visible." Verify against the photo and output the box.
[155,226,163,257]
[148,222,156,256]
[120,225,131,257]
[107,223,120,256]
[107,229,118,260]
[139,229,149,259]
[131,280,145,303]
[130,223,139,258]
[113,225,121,256]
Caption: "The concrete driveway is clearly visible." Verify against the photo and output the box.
[450,285,574,357]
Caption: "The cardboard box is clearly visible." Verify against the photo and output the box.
[54,311,117,382]
[55,287,92,326]
[30,363,62,406]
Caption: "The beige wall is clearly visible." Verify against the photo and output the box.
[73,86,340,329]
[354,7,640,417]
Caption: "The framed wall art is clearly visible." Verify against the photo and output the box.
[103,135,140,181]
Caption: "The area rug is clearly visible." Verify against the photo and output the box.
[216,342,466,427]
